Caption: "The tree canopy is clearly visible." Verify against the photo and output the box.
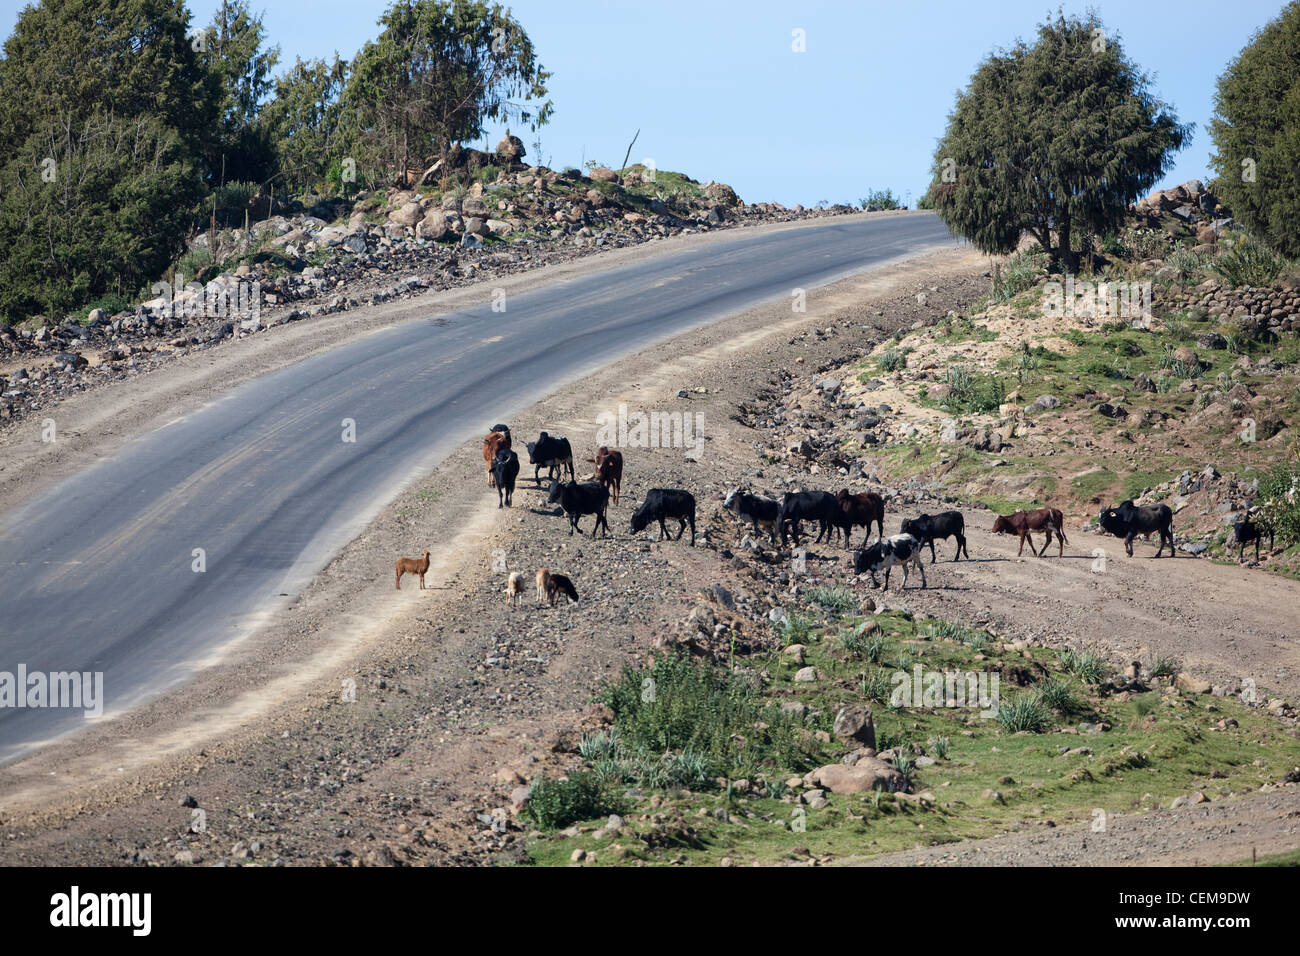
[1209,1,1300,258]
[346,0,552,185]
[928,12,1189,271]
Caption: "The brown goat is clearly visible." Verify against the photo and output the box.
[395,550,431,589]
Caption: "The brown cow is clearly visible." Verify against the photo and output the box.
[834,489,885,548]
[482,430,510,486]
[588,446,624,505]
[992,508,1068,557]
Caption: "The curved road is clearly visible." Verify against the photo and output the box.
[0,213,958,761]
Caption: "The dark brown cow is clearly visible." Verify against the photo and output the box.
[834,489,885,548]
[589,446,624,505]
[483,430,510,486]
[992,507,1067,557]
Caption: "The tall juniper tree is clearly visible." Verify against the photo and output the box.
[345,0,552,186]
[0,0,218,322]
[928,12,1189,272]
[1209,2,1300,258]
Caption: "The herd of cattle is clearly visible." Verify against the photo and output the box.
[399,423,1272,598]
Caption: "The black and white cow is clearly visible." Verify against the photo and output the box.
[853,533,926,590]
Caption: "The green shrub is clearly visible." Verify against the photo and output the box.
[996,694,1052,733]
[842,623,887,663]
[598,652,812,782]
[523,772,627,830]
[991,249,1048,302]
[1059,647,1105,684]
[1258,463,1300,546]
[859,188,901,210]
[1212,234,1289,287]
[928,735,951,760]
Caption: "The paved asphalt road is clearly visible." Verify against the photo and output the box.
[0,213,959,761]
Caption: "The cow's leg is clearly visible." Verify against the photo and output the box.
[929,539,938,564]
[1057,528,1064,557]
[658,518,668,541]
[395,570,402,591]
[419,572,426,590]
[844,525,853,549]
[917,557,927,589]
[688,515,696,547]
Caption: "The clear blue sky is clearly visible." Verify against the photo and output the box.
[2,0,1291,205]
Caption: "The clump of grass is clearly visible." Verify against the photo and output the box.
[859,669,893,702]
[1034,678,1075,713]
[808,585,857,613]
[990,249,1048,302]
[941,365,1007,414]
[1134,693,1159,718]
[928,735,951,760]
[1059,647,1105,685]
[879,346,908,372]
[841,621,886,661]
[523,772,628,830]
[579,729,620,762]
[1147,653,1183,679]
[996,693,1053,733]
[1213,234,1289,288]
[774,611,813,646]
[598,652,812,783]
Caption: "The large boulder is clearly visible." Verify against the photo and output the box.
[832,705,876,748]
[496,133,526,165]
[417,210,452,241]
[589,166,618,182]
[388,201,423,227]
[804,759,906,794]
[705,181,740,206]
[462,196,489,218]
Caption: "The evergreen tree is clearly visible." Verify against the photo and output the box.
[928,12,1188,272]
[345,0,552,185]
[0,0,217,322]
[1209,2,1300,258]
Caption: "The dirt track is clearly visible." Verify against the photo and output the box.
[2,240,1298,866]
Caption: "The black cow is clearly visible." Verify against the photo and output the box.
[853,534,926,590]
[526,432,575,485]
[1098,500,1174,558]
[546,479,609,536]
[630,489,696,546]
[777,490,838,547]
[1232,517,1274,562]
[492,449,519,508]
[900,511,968,563]
[723,488,780,543]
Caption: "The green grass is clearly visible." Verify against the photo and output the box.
[523,607,1300,866]
[1223,847,1300,867]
